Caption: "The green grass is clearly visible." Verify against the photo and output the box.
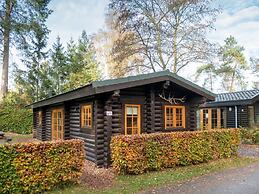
[49,157,259,194]
[1,133,34,144]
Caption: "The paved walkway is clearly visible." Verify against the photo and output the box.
[144,162,259,194]
[143,145,259,194]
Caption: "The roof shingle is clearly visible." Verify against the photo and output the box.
[215,89,259,102]
[204,89,259,107]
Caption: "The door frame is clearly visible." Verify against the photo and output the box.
[51,108,64,140]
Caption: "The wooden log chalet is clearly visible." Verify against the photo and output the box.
[30,70,215,167]
[200,89,259,129]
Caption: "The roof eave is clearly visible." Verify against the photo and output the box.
[202,99,254,107]
[29,85,95,109]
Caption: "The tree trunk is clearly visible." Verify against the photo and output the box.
[0,0,12,100]
[173,29,177,73]
[229,63,238,92]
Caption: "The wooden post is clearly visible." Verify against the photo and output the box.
[200,109,203,130]
[217,108,221,129]
[104,96,113,167]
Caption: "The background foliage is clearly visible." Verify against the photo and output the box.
[0,92,32,134]
[111,128,240,174]
[0,139,84,194]
[240,126,259,144]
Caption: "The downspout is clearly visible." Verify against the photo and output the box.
[235,106,238,128]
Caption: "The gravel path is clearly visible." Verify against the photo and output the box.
[143,144,259,194]
[144,162,259,194]
[238,144,259,158]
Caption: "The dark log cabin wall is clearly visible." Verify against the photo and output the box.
[98,82,204,166]
[32,81,207,167]
[68,98,96,163]
[33,107,46,141]
[97,82,204,167]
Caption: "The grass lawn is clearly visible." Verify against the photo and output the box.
[49,157,259,194]
[0,133,35,144]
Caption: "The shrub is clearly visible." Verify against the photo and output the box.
[253,131,259,144]
[241,126,259,144]
[111,128,240,174]
[0,92,32,134]
[0,139,85,194]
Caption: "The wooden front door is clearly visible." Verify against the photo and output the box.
[52,108,64,140]
[125,104,141,135]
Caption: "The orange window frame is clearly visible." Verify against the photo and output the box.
[51,108,64,140]
[200,108,222,130]
[164,106,186,129]
[124,104,141,135]
[81,105,92,129]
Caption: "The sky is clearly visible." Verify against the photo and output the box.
[47,0,109,46]
[4,0,259,91]
[45,0,259,58]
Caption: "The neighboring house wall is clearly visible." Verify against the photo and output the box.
[201,103,258,129]
[226,106,235,128]
[255,101,259,125]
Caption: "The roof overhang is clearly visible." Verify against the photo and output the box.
[201,97,259,108]
[29,71,215,109]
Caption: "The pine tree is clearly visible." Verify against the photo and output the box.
[64,31,101,90]
[14,0,52,101]
[50,36,68,94]
[217,36,248,92]
[0,0,52,99]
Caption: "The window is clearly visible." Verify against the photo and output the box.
[202,109,209,129]
[38,111,42,128]
[52,108,64,140]
[125,104,141,135]
[211,109,217,129]
[81,105,92,128]
[200,108,223,130]
[164,106,185,129]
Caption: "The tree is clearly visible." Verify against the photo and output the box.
[50,36,68,94]
[95,13,144,78]
[14,0,52,101]
[195,63,217,91]
[64,31,101,90]
[217,36,248,92]
[108,0,219,74]
[0,0,52,99]
[250,57,259,89]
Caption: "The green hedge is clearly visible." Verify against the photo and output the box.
[111,128,240,174]
[0,92,32,134]
[0,139,85,194]
[0,107,32,134]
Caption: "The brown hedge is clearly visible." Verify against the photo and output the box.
[0,139,85,194]
[111,128,240,174]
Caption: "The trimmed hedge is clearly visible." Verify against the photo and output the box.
[0,92,33,134]
[0,139,85,194]
[111,128,240,174]
[0,107,32,134]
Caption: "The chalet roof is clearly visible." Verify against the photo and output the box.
[204,89,259,107]
[29,70,215,108]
